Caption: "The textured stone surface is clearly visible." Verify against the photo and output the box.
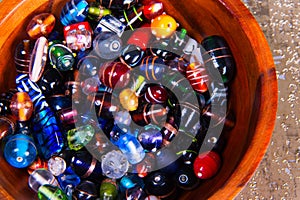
[238,0,300,199]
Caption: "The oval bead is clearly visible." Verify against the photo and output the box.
[193,151,221,179]
[9,92,33,122]
[144,84,168,104]
[26,13,56,39]
[139,56,165,81]
[151,14,177,39]
[186,62,209,93]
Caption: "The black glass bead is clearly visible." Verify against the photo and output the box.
[149,39,177,61]
[0,89,17,116]
[14,40,33,74]
[144,171,177,200]
[201,35,236,83]
[120,44,145,68]
[47,95,72,112]
[72,180,98,200]
[38,67,64,96]
[125,185,147,200]
[96,0,138,10]
[155,148,179,175]
[175,166,200,191]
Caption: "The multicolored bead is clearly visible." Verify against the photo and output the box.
[139,56,165,81]
[186,62,209,93]
[151,14,178,39]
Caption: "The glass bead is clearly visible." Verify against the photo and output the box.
[101,150,129,179]
[100,178,118,200]
[72,180,98,200]
[93,32,123,60]
[135,153,156,178]
[81,77,99,95]
[175,166,200,190]
[28,168,59,193]
[118,6,144,31]
[48,156,67,176]
[139,56,165,81]
[186,62,209,93]
[29,36,48,82]
[4,133,37,168]
[87,2,111,22]
[151,14,178,39]
[144,171,177,199]
[9,92,33,121]
[37,184,68,200]
[71,151,103,183]
[97,0,138,10]
[127,25,152,51]
[48,41,75,71]
[149,39,177,61]
[14,40,33,74]
[155,148,179,174]
[119,88,139,111]
[98,62,130,89]
[67,124,95,151]
[193,151,221,179]
[94,15,126,37]
[114,111,132,126]
[47,95,72,112]
[120,44,145,68]
[143,1,164,20]
[0,90,16,116]
[201,35,236,83]
[60,0,89,26]
[27,157,48,174]
[138,124,162,152]
[77,55,103,77]
[0,115,16,140]
[89,91,118,119]
[125,185,147,200]
[160,118,179,146]
[144,84,168,104]
[64,21,93,51]
[26,13,56,39]
[57,166,81,197]
[38,68,64,96]
[145,195,160,200]
[110,125,145,165]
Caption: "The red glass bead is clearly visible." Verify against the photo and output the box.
[143,1,164,20]
[186,62,209,93]
[151,14,178,39]
[99,62,131,89]
[193,151,221,179]
[127,24,152,50]
[144,84,168,104]
[27,157,48,174]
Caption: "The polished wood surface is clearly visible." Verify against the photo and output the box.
[0,0,277,199]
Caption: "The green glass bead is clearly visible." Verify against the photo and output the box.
[99,179,118,200]
[67,125,95,151]
[37,184,68,200]
[48,41,75,71]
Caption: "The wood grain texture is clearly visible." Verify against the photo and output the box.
[0,0,277,199]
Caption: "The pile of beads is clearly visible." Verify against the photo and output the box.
[0,0,236,199]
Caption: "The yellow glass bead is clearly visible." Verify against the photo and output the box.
[151,14,178,39]
[119,88,139,111]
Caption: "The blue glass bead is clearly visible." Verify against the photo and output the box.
[94,15,126,37]
[57,166,81,197]
[110,125,145,165]
[71,151,103,183]
[60,0,89,26]
[47,95,72,112]
[138,124,162,152]
[120,173,144,192]
[139,56,165,82]
[3,133,37,168]
[16,74,64,159]
[72,180,97,200]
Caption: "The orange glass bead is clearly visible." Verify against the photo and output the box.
[10,92,33,122]
[27,157,48,174]
[26,13,56,39]
[151,14,178,39]
[186,62,208,93]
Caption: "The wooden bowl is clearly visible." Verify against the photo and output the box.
[0,0,277,199]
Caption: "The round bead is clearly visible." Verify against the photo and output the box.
[28,168,59,192]
[143,1,164,20]
[151,14,177,39]
[77,55,103,77]
[193,151,221,179]
[144,84,168,104]
[186,62,209,93]
[100,179,118,200]
[127,26,152,50]
[99,62,131,89]
[93,32,123,60]
[81,77,99,95]
[26,13,56,39]
[48,156,67,176]
[9,92,33,122]
[138,124,163,152]
[101,150,129,179]
[175,166,200,190]
[67,125,95,151]
[72,180,98,200]
[120,44,145,68]
[4,134,37,168]
[139,56,165,81]
[119,88,139,111]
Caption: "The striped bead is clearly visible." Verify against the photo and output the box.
[139,56,165,82]
[186,62,209,93]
